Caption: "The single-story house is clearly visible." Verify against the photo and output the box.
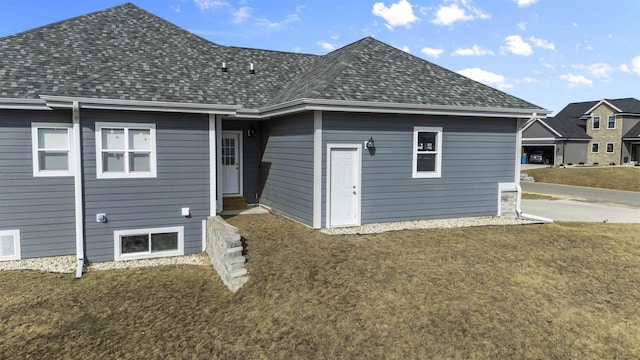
[522,98,640,165]
[0,3,549,270]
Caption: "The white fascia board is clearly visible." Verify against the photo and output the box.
[584,99,623,115]
[0,98,51,110]
[39,95,239,114]
[256,98,551,119]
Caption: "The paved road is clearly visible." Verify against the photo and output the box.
[521,182,640,208]
[520,182,640,223]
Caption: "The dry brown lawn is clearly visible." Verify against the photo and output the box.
[525,167,640,192]
[2,213,640,359]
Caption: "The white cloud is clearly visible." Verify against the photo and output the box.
[372,0,418,28]
[515,0,538,7]
[401,45,411,53]
[457,67,512,89]
[529,36,555,51]
[572,63,614,79]
[172,4,182,13]
[193,0,228,11]
[330,33,340,40]
[452,44,493,56]
[632,55,640,75]
[421,47,444,58]
[620,64,631,73]
[560,74,592,86]
[431,1,489,26]
[232,6,251,24]
[518,22,527,31]
[520,76,539,83]
[256,6,303,29]
[502,35,533,56]
[317,41,336,51]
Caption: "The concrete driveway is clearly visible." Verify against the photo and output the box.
[521,182,640,223]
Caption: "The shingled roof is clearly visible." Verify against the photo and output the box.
[0,3,546,113]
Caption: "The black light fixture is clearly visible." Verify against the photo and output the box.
[365,137,375,150]
[247,128,256,137]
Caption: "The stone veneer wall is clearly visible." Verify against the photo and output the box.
[500,189,518,219]
[586,104,623,165]
[206,216,248,292]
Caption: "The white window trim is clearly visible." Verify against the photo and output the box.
[114,226,184,261]
[607,115,616,129]
[606,142,615,154]
[592,116,601,130]
[591,142,599,153]
[412,126,443,178]
[31,122,74,177]
[0,229,21,261]
[95,122,157,179]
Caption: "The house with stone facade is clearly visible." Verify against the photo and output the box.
[0,3,549,272]
[522,97,640,166]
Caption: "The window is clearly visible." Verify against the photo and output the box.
[0,230,20,261]
[607,116,616,129]
[606,142,615,153]
[96,123,156,179]
[592,116,600,130]
[114,226,183,261]
[412,126,442,178]
[31,123,73,176]
[591,142,599,153]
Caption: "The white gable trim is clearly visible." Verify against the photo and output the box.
[521,118,563,137]
[584,99,623,115]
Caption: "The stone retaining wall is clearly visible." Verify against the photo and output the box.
[206,216,248,292]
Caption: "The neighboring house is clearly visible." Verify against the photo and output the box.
[522,97,640,165]
[0,3,548,267]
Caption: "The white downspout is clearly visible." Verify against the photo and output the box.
[516,113,553,223]
[73,101,85,277]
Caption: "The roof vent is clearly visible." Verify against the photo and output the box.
[221,62,228,72]
[249,63,255,74]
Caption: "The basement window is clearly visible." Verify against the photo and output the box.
[0,230,20,261]
[412,126,442,178]
[114,226,183,261]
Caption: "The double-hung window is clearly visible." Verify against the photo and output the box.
[114,226,183,261]
[607,116,616,129]
[96,123,156,179]
[412,126,442,178]
[606,142,615,153]
[592,116,600,130]
[31,123,73,177]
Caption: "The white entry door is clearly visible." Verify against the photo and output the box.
[221,132,242,195]
[328,146,361,227]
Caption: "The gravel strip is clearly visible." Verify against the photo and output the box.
[0,253,208,274]
[321,216,543,235]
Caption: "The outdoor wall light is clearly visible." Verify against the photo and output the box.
[365,137,375,150]
[247,128,256,137]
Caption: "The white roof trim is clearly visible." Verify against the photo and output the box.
[250,98,550,119]
[0,98,52,110]
[584,99,623,115]
[522,118,563,137]
[39,95,239,115]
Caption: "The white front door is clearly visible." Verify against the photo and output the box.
[221,132,242,195]
[328,146,361,227]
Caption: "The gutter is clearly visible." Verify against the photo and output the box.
[72,101,85,278]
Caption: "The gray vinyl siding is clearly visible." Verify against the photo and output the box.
[223,120,261,205]
[523,121,557,139]
[0,110,76,258]
[563,142,588,164]
[622,117,640,136]
[81,110,209,262]
[323,112,517,225]
[260,113,314,225]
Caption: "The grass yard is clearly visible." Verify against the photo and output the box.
[2,213,640,359]
[525,166,640,192]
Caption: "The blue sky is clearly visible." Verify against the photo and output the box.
[1,0,639,114]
